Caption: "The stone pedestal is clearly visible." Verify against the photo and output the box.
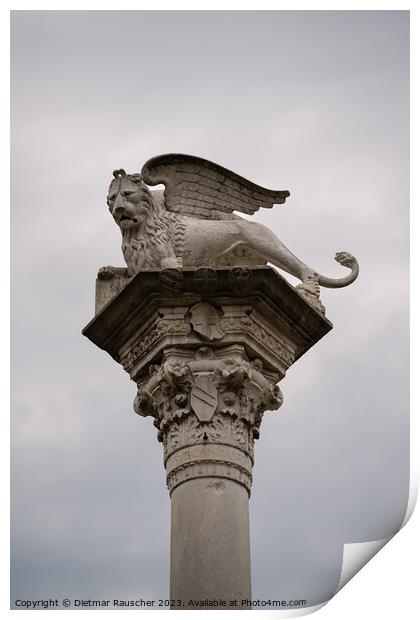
[82,266,332,608]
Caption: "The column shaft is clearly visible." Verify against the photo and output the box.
[170,477,251,609]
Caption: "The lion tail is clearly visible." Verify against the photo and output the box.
[317,252,359,289]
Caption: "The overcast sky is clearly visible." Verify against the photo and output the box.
[11,10,409,609]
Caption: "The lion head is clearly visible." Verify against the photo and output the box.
[107,169,153,231]
[107,169,179,273]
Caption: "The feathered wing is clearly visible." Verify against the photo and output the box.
[141,153,290,219]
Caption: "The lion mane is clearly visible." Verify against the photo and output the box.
[121,179,182,274]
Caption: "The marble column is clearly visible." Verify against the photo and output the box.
[83,266,332,609]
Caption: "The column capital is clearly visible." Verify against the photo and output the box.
[134,344,282,494]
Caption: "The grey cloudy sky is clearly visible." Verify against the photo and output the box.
[11,10,409,608]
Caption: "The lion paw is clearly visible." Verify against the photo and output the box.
[297,272,320,298]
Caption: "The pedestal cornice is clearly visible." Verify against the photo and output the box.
[83,266,332,369]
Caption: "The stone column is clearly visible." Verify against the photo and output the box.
[134,343,282,607]
[83,266,332,609]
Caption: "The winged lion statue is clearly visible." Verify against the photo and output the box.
[99,153,359,309]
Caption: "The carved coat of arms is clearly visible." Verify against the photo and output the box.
[189,302,225,342]
[190,375,218,422]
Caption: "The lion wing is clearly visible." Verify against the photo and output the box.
[141,153,290,219]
